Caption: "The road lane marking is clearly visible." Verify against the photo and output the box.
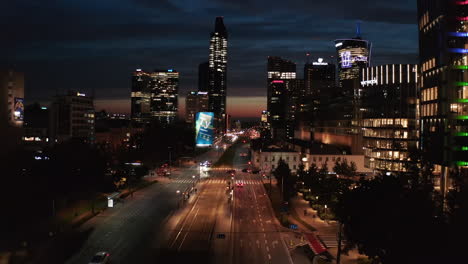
[268,254,271,260]
[266,246,269,252]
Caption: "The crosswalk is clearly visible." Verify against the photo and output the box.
[317,234,341,248]
[171,178,264,185]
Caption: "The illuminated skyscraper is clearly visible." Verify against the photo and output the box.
[417,0,468,193]
[149,69,179,125]
[131,69,151,124]
[208,17,228,132]
[335,26,372,97]
[267,56,297,140]
[131,69,179,125]
[361,64,419,173]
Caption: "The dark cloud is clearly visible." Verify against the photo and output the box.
[1,0,418,116]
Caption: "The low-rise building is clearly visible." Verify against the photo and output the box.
[251,145,301,174]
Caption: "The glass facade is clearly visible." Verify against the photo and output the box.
[417,0,468,180]
[208,17,228,132]
[361,64,418,172]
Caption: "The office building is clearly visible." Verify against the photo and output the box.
[149,69,179,125]
[23,103,50,148]
[50,91,95,144]
[185,91,209,124]
[335,31,372,97]
[198,62,209,92]
[131,69,151,124]
[0,69,24,155]
[361,64,419,173]
[208,17,228,132]
[417,0,468,193]
[267,56,296,140]
[304,58,336,98]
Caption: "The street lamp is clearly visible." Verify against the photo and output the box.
[168,146,172,175]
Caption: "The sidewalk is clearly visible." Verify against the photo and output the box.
[289,193,366,264]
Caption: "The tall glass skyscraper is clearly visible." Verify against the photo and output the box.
[208,17,228,132]
[417,0,468,194]
[267,56,297,140]
[149,69,179,125]
[131,69,179,125]
[334,34,371,97]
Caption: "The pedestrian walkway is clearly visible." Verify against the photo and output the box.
[290,193,367,263]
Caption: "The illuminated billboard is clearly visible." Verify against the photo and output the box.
[195,112,214,147]
[14,98,24,121]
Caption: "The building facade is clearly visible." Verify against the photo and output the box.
[361,64,419,173]
[304,58,336,98]
[417,0,468,192]
[50,91,95,144]
[335,37,372,97]
[267,56,297,140]
[149,69,179,125]
[251,147,301,174]
[185,91,209,124]
[131,69,179,125]
[0,69,24,155]
[131,69,151,124]
[208,17,228,132]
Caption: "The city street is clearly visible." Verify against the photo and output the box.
[66,149,220,264]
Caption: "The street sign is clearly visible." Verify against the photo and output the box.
[289,224,298,230]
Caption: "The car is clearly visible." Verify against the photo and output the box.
[236,182,244,187]
[251,170,260,174]
[89,252,110,264]
[241,168,248,173]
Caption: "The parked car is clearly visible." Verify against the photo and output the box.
[89,252,110,264]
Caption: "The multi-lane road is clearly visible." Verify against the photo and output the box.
[66,140,294,264]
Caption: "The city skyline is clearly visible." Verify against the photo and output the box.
[3,0,418,119]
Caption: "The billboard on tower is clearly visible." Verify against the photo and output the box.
[195,112,214,147]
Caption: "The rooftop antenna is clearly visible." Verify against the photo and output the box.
[356,21,362,38]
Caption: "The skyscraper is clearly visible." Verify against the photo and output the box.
[361,64,419,173]
[131,69,179,125]
[267,56,297,140]
[335,28,372,97]
[131,69,151,124]
[417,0,468,193]
[208,17,228,132]
[149,69,179,125]
[185,91,209,125]
[304,58,336,98]
[198,61,209,92]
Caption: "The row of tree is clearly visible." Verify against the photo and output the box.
[273,157,468,263]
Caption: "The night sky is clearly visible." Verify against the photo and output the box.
[2,0,418,119]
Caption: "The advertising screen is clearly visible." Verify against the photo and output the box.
[195,112,214,147]
[14,97,24,121]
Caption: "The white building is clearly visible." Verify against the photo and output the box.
[251,145,301,174]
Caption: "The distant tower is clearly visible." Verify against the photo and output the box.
[208,17,228,132]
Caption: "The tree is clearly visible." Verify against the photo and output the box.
[273,159,295,202]
[335,174,445,263]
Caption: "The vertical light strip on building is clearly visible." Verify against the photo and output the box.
[380,65,383,86]
[386,64,389,84]
[392,64,395,84]
[400,64,402,83]
[407,64,410,83]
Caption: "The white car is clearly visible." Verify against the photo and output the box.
[89,252,110,264]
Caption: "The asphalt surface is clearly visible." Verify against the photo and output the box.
[66,139,293,264]
[65,149,220,264]
[229,144,293,264]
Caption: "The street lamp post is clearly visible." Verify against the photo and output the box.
[168,147,172,175]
